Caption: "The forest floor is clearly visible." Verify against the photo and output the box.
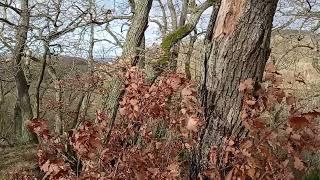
[0,144,38,179]
[0,144,319,179]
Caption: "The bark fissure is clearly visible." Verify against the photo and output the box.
[191,0,279,177]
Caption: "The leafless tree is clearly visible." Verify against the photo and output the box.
[0,0,36,143]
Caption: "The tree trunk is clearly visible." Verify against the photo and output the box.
[122,0,153,59]
[191,0,279,177]
[14,102,22,141]
[168,0,188,71]
[13,0,34,143]
[137,35,146,69]
[0,81,4,106]
[185,32,197,80]
[47,66,63,134]
[77,1,96,126]
[80,20,95,122]
[35,41,49,118]
[167,0,178,31]
[199,3,220,88]
[105,0,153,120]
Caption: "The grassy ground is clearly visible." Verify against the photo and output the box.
[0,144,38,179]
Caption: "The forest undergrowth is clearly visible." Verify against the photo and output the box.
[10,64,320,179]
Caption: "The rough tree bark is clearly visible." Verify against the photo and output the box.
[122,0,153,59]
[0,81,4,106]
[137,35,146,68]
[191,0,279,178]
[13,0,34,143]
[199,3,220,84]
[105,0,153,120]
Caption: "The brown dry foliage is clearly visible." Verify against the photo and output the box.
[27,67,202,179]
[23,64,320,180]
[202,63,320,180]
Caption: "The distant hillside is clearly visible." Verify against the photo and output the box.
[175,30,320,81]
[176,30,320,110]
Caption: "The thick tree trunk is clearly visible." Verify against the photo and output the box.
[137,35,146,69]
[14,102,22,141]
[105,0,152,120]
[13,0,34,143]
[122,0,152,58]
[200,4,220,84]
[191,0,279,177]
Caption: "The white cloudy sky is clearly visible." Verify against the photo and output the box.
[93,0,319,59]
[1,0,318,59]
[90,0,213,59]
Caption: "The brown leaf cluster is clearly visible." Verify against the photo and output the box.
[27,67,203,179]
[204,63,320,179]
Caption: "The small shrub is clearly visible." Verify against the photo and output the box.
[27,67,202,179]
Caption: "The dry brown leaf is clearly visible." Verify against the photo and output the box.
[181,87,193,96]
[186,117,199,132]
[246,100,256,105]
[225,168,234,180]
[286,95,296,106]
[119,107,126,115]
[247,168,256,178]
[265,63,276,73]
[289,116,309,129]
[167,163,180,178]
[294,156,305,171]
[291,133,301,140]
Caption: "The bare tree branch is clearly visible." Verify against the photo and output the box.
[0,18,17,26]
[0,2,21,15]
[167,0,178,30]
[104,26,123,47]
[156,0,167,35]
[92,15,132,25]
